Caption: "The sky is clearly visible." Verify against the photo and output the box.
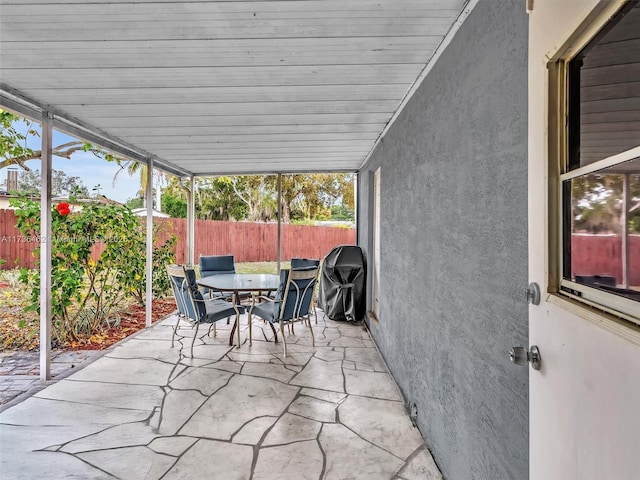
[1,122,147,204]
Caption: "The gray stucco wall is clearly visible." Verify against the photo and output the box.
[358,2,529,479]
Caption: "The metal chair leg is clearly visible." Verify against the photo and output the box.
[191,323,200,358]
[206,322,217,338]
[280,319,288,357]
[172,315,181,348]
[308,318,315,347]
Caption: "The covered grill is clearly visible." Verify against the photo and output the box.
[319,245,367,322]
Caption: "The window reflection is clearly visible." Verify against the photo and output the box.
[568,2,640,169]
[564,158,640,301]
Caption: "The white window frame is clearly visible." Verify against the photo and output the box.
[549,1,640,326]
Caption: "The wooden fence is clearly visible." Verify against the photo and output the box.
[5,206,637,285]
[0,209,356,269]
[572,234,640,286]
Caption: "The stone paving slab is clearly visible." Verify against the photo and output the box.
[0,349,102,409]
[0,312,443,479]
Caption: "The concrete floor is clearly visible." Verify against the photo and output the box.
[0,350,103,407]
[0,312,442,479]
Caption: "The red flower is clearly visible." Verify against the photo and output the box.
[56,203,71,216]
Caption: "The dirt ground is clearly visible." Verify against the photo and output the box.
[0,271,177,352]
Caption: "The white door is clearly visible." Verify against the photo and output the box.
[529,1,640,478]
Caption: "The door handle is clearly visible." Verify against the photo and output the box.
[509,345,541,370]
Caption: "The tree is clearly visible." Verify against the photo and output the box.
[1,168,90,197]
[161,192,187,218]
[199,176,251,221]
[124,196,144,210]
[1,110,124,171]
[572,173,640,234]
[112,160,165,206]
[231,175,275,221]
[160,176,250,221]
[331,204,355,221]
[159,173,354,222]
[0,110,38,170]
[279,173,354,222]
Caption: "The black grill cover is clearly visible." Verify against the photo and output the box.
[319,245,366,322]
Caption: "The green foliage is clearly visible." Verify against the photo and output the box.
[330,204,354,221]
[161,192,187,218]
[1,109,128,172]
[124,196,144,209]
[118,224,177,306]
[160,173,354,223]
[3,168,90,197]
[279,173,354,222]
[289,208,306,221]
[572,173,640,234]
[9,196,176,345]
[0,110,36,167]
[162,176,250,220]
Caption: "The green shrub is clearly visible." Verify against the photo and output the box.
[10,196,176,345]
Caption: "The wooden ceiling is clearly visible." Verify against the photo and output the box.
[0,0,467,176]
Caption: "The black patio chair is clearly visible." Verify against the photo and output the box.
[248,267,319,357]
[199,254,252,304]
[291,258,321,324]
[167,264,245,357]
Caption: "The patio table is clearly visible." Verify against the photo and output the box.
[197,273,280,347]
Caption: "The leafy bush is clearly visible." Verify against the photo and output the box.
[118,223,176,306]
[10,196,176,345]
[330,204,354,221]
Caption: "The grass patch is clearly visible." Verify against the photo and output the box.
[235,261,290,274]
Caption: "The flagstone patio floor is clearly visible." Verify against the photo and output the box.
[0,311,442,479]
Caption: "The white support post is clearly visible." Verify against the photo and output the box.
[353,173,359,244]
[40,113,53,381]
[187,176,195,266]
[145,159,154,328]
[622,173,630,288]
[277,173,282,273]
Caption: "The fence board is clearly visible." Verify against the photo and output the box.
[3,207,639,286]
[571,234,640,286]
[1,209,356,269]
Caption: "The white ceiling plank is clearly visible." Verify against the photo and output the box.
[0,0,468,176]
[2,22,453,43]
[23,84,411,105]
[2,43,441,69]
[4,65,421,89]
[3,0,464,12]
[150,143,374,153]
[107,123,386,136]
[63,100,399,118]
[80,113,393,128]
[127,133,379,143]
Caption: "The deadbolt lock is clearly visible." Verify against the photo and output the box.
[509,345,541,370]
[526,282,541,305]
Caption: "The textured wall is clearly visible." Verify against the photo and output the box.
[358,1,529,479]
